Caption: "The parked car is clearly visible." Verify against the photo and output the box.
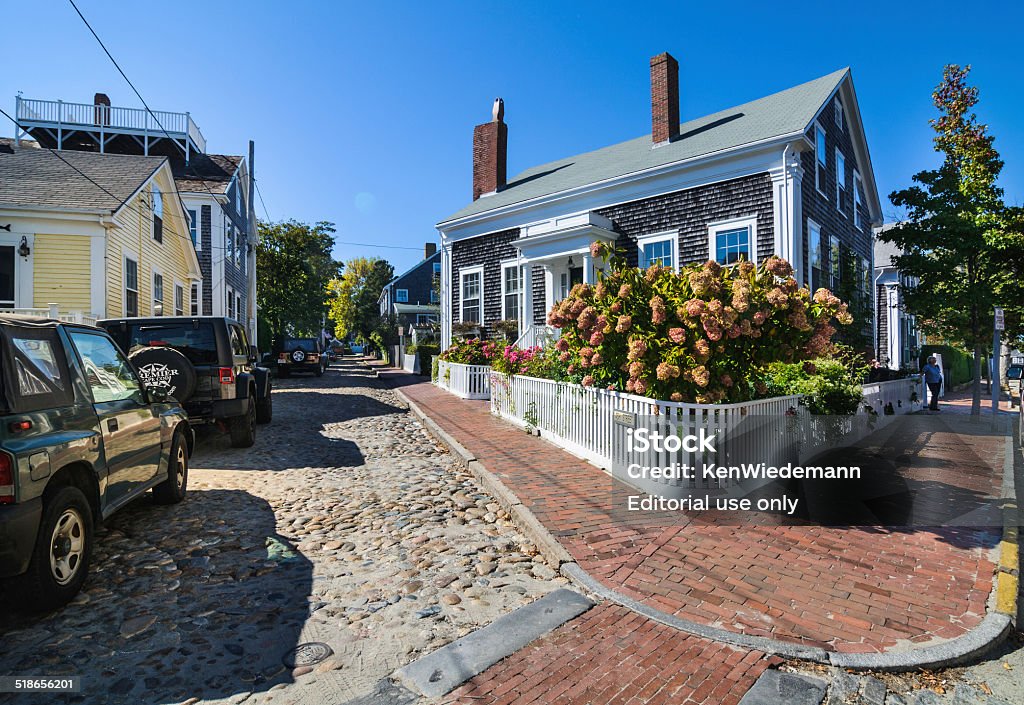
[98,317,271,448]
[0,316,192,609]
[1008,362,1023,406]
[276,338,328,377]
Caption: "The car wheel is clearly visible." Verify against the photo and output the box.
[229,397,257,448]
[22,485,93,611]
[153,430,188,504]
[256,393,273,424]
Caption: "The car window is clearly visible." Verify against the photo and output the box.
[127,323,219,365]
[229,326,246,357]
[286,339,317,352]
[69,331,143,404]
[1009,366,1023,380]
[10,336,65,396]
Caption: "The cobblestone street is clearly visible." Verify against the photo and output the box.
[0,359,560,705]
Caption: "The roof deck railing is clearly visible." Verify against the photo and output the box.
[15,96,206,154]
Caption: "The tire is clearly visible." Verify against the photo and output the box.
[229,397,257,448]
[21,485,93,611]
[152,430,188,504]
[129,347,198,403]
[256,392,273,424]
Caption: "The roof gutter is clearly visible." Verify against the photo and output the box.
[437,131,809,232]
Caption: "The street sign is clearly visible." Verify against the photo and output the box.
[398,326,405,337]
[994,308,1005,331]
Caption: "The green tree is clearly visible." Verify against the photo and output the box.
[881,65,1021,415]
[328,257,395,340]
[256,220,342,350]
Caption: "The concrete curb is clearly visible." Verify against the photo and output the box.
[390,377,1019,672]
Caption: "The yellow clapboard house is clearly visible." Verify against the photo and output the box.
[0,141,201,322]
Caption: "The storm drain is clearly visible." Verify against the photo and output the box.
[283,642,334,668]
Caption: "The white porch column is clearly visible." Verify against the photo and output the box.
[770,149,805,284]
[582,252,593,284]
[521,262,533,332]
[440,239,452,348]
[544,266,555,315]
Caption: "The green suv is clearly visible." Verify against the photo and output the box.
[0,317,192,609]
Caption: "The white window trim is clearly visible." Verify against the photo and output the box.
[835,99,844,130]
[459,265,484,324]
[706,215,757,264]
[186,208,199,250]
[829,235,841,288]
[814,122,827,197]
[808,219,823,291]
[123,249,140,318]
[835,147,846,216]
[637,231,678,271]
[226,285,235,319]
[173,280,185,316]
[191,280,202,316]
[430,289,439,304]
[433,262,441,275]
[500,260,522,321]
[151,185,163,243]
[396,288,409,303]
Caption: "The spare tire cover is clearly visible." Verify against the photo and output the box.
[290,348,306,363]
[129,346,198,402]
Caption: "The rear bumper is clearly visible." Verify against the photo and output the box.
[184,398,248,422]
[0,497,42,578]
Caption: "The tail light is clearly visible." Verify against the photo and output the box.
[0,452,14,505]
[218,367,235,385]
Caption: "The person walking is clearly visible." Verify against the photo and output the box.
[923,356,943,411]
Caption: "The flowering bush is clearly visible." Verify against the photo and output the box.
[490,345,569,378]
[438,338,498,365]
[761,348,868,415]
[545,242,853,403]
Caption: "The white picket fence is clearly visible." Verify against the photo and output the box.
[489,372,802,471]
[860,376,924,415]
[436,360,491,400]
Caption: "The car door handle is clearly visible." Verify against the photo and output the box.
[107,418,119,433]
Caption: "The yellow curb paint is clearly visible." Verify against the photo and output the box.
[998,540,1019,573]
[995,572,1018,615]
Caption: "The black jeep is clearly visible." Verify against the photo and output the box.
[98,317,271,448]
[276,338,328,377]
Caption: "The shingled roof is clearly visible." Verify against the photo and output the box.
[171,153,242,195]
[0,148,165,213]
[441,68,850,224]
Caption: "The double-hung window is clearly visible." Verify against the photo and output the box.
[815,124,827,195]
[707,216,756,265]
[188,209,198,247]
[227,286,235,319]
[152,186,163,243]
[501,262,521,321]
[459,267,483,324]
[174,283,184,316]
[191,282,200,316]
[396,289,409,303]
[152,272,164,314]
[853,171,865,230]
[124,255,139,317]
[835,149,846,213]
[638,233,676,270]
[808,221,824,293]
[829,235,841,289]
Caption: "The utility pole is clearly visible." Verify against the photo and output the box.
[993,307,1004,415]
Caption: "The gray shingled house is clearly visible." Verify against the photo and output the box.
[437,53,882,348]
[379,244,441,329]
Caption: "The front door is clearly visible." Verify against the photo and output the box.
[0,245,16,308]
[66,330,162,509]
[569,266,584,288]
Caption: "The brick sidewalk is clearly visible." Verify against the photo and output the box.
[385,370,1004,655]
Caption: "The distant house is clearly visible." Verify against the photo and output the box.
[379,244,441,329]
[437,53,882,347]
[13,93,257,338]
[0,142,202,321]
[873,229,923,370]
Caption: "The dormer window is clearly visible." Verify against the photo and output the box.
[152,186,163,243]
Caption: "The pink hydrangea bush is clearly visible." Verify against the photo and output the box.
[545,242,852,403]
[438,338,498,365]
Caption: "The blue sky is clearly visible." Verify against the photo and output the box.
[3,1,1023,274]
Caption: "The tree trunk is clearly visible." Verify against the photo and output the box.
[972,345,983,415]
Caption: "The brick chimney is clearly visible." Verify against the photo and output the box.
[425,242,437,259]
[650,53,680,145]
[472,98,507,200]
[94,93,111,127]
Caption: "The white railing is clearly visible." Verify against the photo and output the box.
[17,97,206,152]
[513,324,560,350]
[4,306,98,326]
[860,376,924,415]
[490,372,802,471]
[436,360,491,400]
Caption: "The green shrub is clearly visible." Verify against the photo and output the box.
[762,349,868,415]
[414,344,440,375]
[919,345,974,386]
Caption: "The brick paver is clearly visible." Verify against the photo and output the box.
[386,370,1006,654]
[448,604,781,705]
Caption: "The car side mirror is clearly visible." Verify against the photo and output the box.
[147,385,171,403]
[248,344,258,362]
